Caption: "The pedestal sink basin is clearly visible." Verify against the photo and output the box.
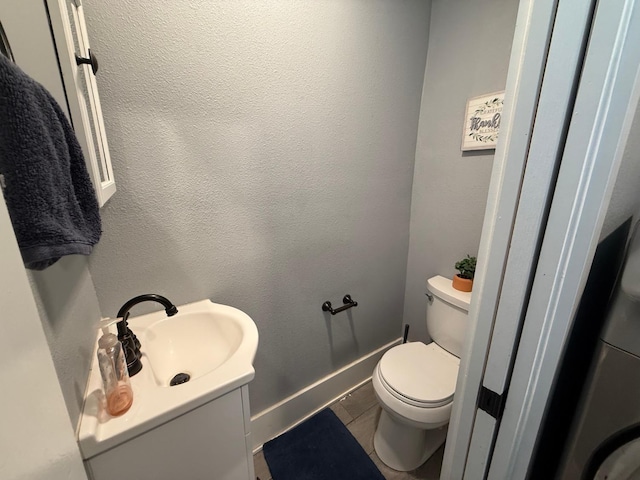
[78,299,258,460]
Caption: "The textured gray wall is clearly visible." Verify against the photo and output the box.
[403,0,520,341]
[6,0,103,432]
[85,0,431,413]
[27,259,102,431]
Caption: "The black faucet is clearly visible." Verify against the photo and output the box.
[116,294,178,376]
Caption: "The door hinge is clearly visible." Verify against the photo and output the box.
[478,386,506,420]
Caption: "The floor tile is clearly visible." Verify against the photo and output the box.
[340,381,378,419]
[330,401,354,425]
[369,445,444,480]
[253,449,272,480]
[347,404,380,455]
[408,445,444,480]
[253,378,444,480]
[370,450,410,480]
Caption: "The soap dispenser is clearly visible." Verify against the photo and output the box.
[97,319,134,417]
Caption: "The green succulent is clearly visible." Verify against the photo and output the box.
[455,255,477,280]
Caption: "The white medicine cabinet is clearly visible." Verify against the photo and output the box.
[47,0,115,207]
[0,0,115,207]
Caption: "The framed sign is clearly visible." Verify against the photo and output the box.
[461,91,504,151]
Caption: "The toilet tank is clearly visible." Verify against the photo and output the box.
[426,275,471,358]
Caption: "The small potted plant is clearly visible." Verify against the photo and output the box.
[453,255,476,292]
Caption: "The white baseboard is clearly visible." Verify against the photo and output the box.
[250,338,401,451]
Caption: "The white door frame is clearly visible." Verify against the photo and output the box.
[441,0,561,476]
[443,0,640,478]
[464,0,597,476]
[488,0,640,476]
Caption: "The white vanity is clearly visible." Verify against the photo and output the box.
[78,300,259,480]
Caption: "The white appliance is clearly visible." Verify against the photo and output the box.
[559,221,640,479]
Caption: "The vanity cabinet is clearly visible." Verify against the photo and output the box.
[84,385,255,480]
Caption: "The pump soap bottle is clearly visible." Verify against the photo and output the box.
[97,319,134,417]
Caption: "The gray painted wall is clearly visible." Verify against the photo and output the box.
[84,0,431,413]
[403,0,520,341]
[27,260,102,432]
[4,0,103,431]
[0,195,87,480]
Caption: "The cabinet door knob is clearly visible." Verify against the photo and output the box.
[76,48,98,75]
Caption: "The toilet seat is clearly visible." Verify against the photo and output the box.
[373,361,452,429]
[378,342,459,408]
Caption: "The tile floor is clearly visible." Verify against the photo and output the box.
[254,381,444,480]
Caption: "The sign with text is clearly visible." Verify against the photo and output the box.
[462,92,504,151]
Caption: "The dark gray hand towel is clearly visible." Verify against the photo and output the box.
[0,55,101,270]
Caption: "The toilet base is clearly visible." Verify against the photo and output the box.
[373,409,447,471]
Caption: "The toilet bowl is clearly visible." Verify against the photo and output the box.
[372,275,471,471]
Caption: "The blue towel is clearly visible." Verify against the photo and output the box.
[0,55,101,270]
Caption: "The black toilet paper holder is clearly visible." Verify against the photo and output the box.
[322,295,358,315]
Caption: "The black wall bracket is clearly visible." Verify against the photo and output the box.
[322,295,358,315]
[478,385,506,420]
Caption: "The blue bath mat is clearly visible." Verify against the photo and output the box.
[263,408,385,480]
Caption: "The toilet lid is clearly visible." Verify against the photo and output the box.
[379,342,459,407]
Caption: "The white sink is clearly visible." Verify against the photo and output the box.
[144,307,245,387]
[77,300,258,460]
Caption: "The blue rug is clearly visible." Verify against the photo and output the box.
[263,408,385,480]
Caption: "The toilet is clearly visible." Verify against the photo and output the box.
[372,275,471,471]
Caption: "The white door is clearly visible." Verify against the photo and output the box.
[442,0,640,478]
